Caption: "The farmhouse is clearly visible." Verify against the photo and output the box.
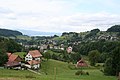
[25,50,42,69]
[76,59,88,68]
[5,53,22,69]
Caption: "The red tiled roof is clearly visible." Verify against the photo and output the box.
[8,54,18,61]
[77,59,88,67]
[27,60,40,65]
[7,53,12,57]
[29,50,42,58]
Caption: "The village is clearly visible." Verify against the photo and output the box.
[0,25,120,80]
[4,46,88,71]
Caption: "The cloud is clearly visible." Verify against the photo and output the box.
[0,0,120,34]
[0,7,13,14]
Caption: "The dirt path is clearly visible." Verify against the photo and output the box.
[0,78,18,80]
[28,69,41,75]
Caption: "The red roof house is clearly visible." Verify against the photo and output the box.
[5,53,22,67]
[25,50,42,69]
[8,54,22,62]
[76,59,88,67]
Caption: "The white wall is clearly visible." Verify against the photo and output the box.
[25,53,32,61]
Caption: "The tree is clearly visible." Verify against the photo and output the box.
[104,58,113,75]
[44,52,51,61]
[6,39,22,53]
[88,50,100,66]
[85,29,100,39]
[104,47,120,76]
[99,52,108,63]
[52,54,58,60]
[47,45,50,50]
[0,49,8,66]
[70,52,81,64]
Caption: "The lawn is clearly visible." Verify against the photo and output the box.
[0,59,117,80]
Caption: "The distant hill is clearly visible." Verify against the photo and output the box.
[18,29,61,36]
[0,28,23,37]
[107,25,120,32]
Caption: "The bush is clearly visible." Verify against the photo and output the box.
[86,72,89,75]
[75,71,81,75]
[68,64,76,70]
[75,71,89,75]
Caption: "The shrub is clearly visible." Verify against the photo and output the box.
[75,71,89,75]
[75,71,81,75]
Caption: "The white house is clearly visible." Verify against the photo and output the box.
[25,50,42,69]
[67,46,73,53]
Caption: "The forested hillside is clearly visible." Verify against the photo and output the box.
[0,28,23,37]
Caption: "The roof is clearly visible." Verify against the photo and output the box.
[27,60,40,65]
[77,59,88,67]
[8,54,19,61]
[5,61,21,67]
[29,50,42,58]
[7,53,12,57]
[8,54,22,62]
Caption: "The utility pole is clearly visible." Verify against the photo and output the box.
[118,72,120,80]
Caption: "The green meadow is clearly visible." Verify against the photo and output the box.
[0,59,117,80]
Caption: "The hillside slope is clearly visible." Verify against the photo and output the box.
[41,59,70,75]
[0,59,116,80]
[0,28,23,37]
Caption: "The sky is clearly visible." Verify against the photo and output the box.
[0,0,120,35]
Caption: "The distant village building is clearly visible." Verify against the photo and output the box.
[67,46,72,53]
[5,53,22,69]
[54,46,60,49]
[25,50,42,69]
[40,44,48,52]
[98,35,118,41]
[60,48,64,50]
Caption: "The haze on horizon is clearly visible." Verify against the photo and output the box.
[0,0,120,35]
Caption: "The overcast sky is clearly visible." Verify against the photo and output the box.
[0,0,120,33]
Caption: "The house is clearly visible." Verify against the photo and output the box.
[40,44,48,52]
[5,53,22,69]
[25,50,42,69]
[76,59,88,68]
[67,46,72,53]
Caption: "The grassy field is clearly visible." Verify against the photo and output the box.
[0,59,117,80]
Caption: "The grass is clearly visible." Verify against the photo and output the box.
[16,35,32,41]
[40,59,69,75]
[0,59,117,80]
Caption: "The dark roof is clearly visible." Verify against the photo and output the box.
[5,61,21,67]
